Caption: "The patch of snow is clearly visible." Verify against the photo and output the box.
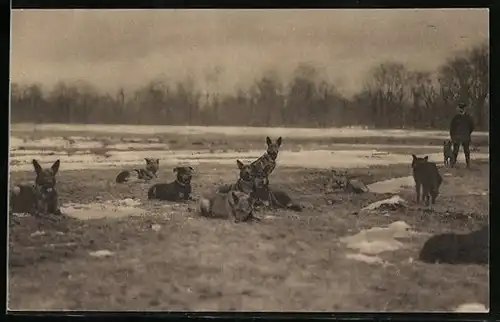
[89,250,115,258]
[361,195,408,212]
[72,141,105,149]
[107,143,170,150]
[30,230,46,237]
[345,253,386,265]
[340,221,417,255]
[114,198,142,207]
[367,176,414,194]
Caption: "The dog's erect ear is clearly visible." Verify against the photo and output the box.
[173,167,179,173]
[188,166,194,171]
[145,158,151,164]
[276,137,282,147]
[156,159,160,164]
[424,156,429,161]
[32,159,43,175]
[236,160,244,170]
[51,160,61,175]
[411,154,417,160]
[266,136,272,146]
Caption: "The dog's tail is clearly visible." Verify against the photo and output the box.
[116,171,129,183]
[147,185,157,199]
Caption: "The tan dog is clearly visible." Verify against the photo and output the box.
[116,158,159,183]
[199,190,257,223]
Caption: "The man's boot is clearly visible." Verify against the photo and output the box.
[465,152,471,169]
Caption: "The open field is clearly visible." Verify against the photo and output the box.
[8,125,489,311]
[10,123,490,151]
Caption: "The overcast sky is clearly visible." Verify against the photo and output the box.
[11,9,488,97]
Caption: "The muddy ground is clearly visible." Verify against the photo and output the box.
[8,138,489,312]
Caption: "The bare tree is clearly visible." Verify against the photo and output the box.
[438,42,489,129]
[286,63,320,126]
[8,43,488,130]
[364,62,411,128]
[250,70,284,126]
[407,71,439,128]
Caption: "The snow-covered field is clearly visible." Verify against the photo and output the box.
[9,124,489,172]
[11,123,490,139]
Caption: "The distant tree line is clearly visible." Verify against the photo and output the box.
[11,42,489,130]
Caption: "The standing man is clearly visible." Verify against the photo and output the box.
[449,102,475,168]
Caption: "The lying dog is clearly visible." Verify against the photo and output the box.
[218,159,301,212]
[252,177,303,212]
[419,225,488,265]
[10,159,62,216]
[199,190,256,223]
[116,158,159,183]
[148,166,194,201]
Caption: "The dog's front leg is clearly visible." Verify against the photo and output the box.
[247,212,261,223]
[48,191,62,215]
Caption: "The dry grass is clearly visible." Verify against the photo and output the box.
[8,158,489,311]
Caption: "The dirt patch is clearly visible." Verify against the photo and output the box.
[61,198,146,220]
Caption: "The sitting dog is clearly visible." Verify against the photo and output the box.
[116,158,159,183]
[199,190,256,223]
[443,140,453,167]
[217,160,262,195]
[10,159,62,216]
[148,166,194,201]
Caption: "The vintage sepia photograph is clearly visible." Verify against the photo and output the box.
[9,9,489,312]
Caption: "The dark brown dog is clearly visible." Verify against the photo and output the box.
[411,154,443,206]
[250,136,282,179]
[148,166,194,201]
[10,159,62,216]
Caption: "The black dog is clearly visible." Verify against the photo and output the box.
[148,166,194,201]
[419,225,488,265]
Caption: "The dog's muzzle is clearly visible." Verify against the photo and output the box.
[179,175,192,185]
[268,152,278,160]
